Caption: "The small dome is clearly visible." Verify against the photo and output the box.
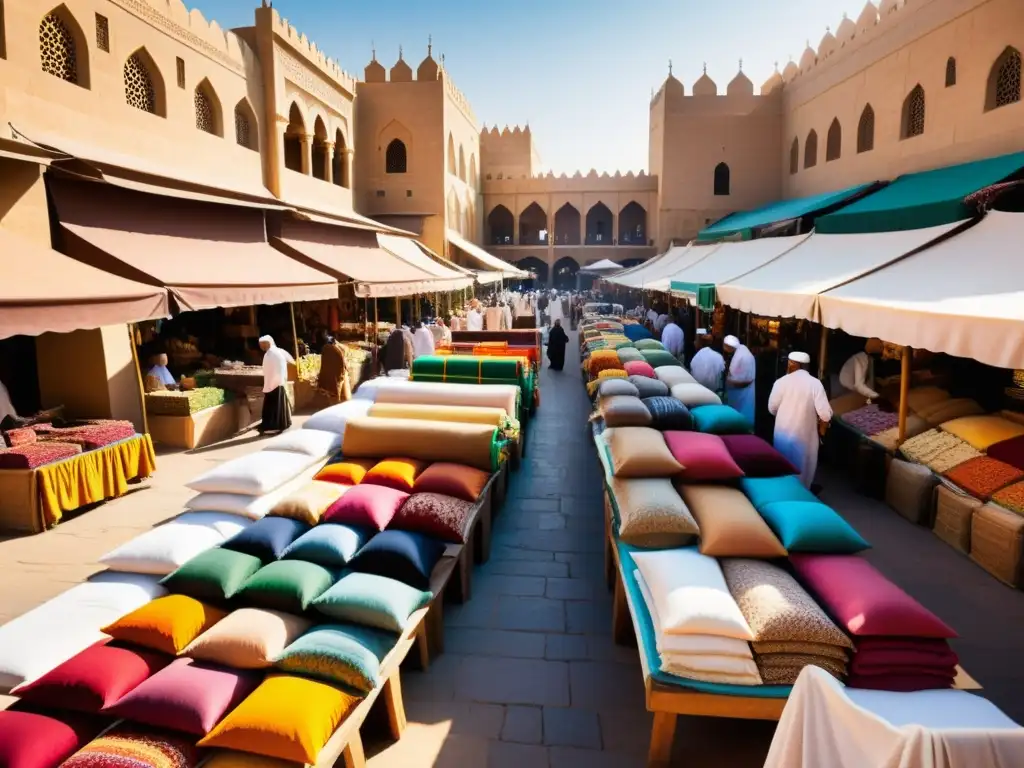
[857,2,879,33]
[818,29,837,58]
[663,73,684,99]
[364,57,385,83]
[417,55,438,81]
[693,71,717,96]
[390,53,412,82]
[799,44,817,71]
[782,60,800,82]
[761,68,783,95]
[836,13,856,42]
[727,70,754,97]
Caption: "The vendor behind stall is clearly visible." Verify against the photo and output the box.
[317,334,350,404]
[145,353,178,392]
[837,338,884,401]
[258,335,292,434]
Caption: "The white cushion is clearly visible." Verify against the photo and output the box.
[387,369,411,379]
[185,450,317,496]
[302,399,373,434]
[655,366,696,388]
[670,382,722,407]
[262,428,342,459]
[98,512,252,575]
[631,548,753,640]
[0,572,165,691]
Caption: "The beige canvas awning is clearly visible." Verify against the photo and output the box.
[716,222,965,321]
[648,234,809,293]
[0,227,169,339]
[819,213,1023,369]
[609,243,721,289]
[48,177,338,311]
[446,229,529,279]
[378,235,474,292]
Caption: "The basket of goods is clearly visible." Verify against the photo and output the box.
[214,364,264,392]
[0,442,83,470]
[297,353,321,384]
[145,387,227,417]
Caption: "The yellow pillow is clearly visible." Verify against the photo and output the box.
[268,480,347,525]
[598,369,628,380]
[941,415,1024,451]
[199,754,295,768]
[102,594,226,654]
[315,458,377,486]
[199,673,360,763]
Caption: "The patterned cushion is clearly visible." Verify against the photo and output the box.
[61,724,201,768]
[992,481,1024,516]
[641,397,692,431]
[628,375,670,399]
[102,594,227,655]
[363,458,429,492]
[412,462,490,502]
[274,624,396,694]
[312,572,430,632]
[391,493,476,543]
[598,396,652,428]
[160,548,262,604]
[900,429,968,466]
[234,561,337,614]
[943,456,1024,501]
[608,476,698,548]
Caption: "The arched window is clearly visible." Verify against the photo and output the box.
[311,116,328,182]
[283,102,304,173]
[458,145,466,182]
[124,52,159,115]
[804,130,818,169]
[39,9,81,86]
[234,100,257,150]
[194,81,222,136]
[789,138,799,175]
[332,129,348,188]
[857,104,875,153]
[447,133,456,175]
[386,139,407,174]
[986,47,1022,111]
[901,85,925,139]
[826,118,842,162]
[713,162,730,195]
[945,57,957,87]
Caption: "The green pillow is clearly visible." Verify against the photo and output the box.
[690,404,753,435]
[235,560,336,613]
[160,547,261,603]
[641,349,680,368]
[634,339,666,351]
[274,624,397,693]
[758,501,871,554]
[311,572,430,632]
[616,348,645,364]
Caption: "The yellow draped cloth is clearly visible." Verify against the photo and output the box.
[36,434,157,531]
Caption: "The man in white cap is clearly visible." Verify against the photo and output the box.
[768,351,833,488]
[723,335,756,427]
[689,328,724,395]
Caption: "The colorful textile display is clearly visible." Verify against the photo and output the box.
[840,405,900,437]
[354,379,520,422]
[943,456,1024,501]
[341,417,504,472]
[0,441,82,469]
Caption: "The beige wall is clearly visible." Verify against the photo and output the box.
[0,158,51,245]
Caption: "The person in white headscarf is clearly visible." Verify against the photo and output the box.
[467,303,485,332]
[689,328,725,395]
[768,351,833,487]
[258,335,293,434]
[723,334,756,427]
[412,321,436,359]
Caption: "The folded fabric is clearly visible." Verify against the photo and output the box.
[754,653,848,675]
[841,405,899,436]
[751,641,849,662]
[850,661,958,677]
[758,662,844,685]
[659,650,760,677]
[853,637,955,655]
[844,672,955,691]
[660,661,762,686]
[851,646,958,670]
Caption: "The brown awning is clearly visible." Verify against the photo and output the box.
[270,217,469,298]
[0,227,169,339]
[47,177,338,311]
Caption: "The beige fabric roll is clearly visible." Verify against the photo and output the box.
[368,402,508,427]
[364,379,519,416]
[342,416,497,472]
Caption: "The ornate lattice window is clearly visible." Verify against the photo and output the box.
[857,104,875,153]
[235,107,251,148]
[713,162,730,195]
[195,88,214,133]
[804,130,818,169]
[386,139,407,174]
[945,57,956,87]
[826,118,842,161]
[789,138,799,175]
[40,12,77,84]
[902,85,925,138]
[987,47,1021,111]
[124,53,157,114]
[95,13,108,52]
[176,57,185,89]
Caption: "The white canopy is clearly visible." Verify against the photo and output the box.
[716,222,964,321]
[649,234,809,293]
[819,212,1024,370]
[446,229,528,278]
[580,258,625,274]
[609,243,722,289]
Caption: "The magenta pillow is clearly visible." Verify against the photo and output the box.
[107,657,261,735]
[663,431,744,481]
[720,435,798,477]
[322,484,410,531]
[789,554,957,638]
[986,435,1024,472]
[623,361,657,379]
[0,707,107,768]
[14,640,170,713]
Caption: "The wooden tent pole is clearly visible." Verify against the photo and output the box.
[289,302,300,360]
[128,323,149,436]
[818,327,829,381]
[897,346,912,445]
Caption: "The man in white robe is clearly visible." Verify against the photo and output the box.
[412,322,436,359]
[549,291,565,326]
[690,329,725,395]
[661,315,685,359]
[258,335,293,434]
[838,338,883,400]
[768,351,833,488]
[467,306,484,331]
[724,335,756,428]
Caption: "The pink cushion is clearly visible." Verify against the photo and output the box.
[322,484,409,531]
[663,432,745,481]
[107,657,262,735]
[789,554,957,638]
[0,708,106,768]
[623,361,657,379]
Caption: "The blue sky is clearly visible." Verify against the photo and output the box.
[198,0,856,174]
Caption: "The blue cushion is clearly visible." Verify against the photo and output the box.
[348,530,446,591]
[690,405,753,435]
[221,517,310,562]
[740,475,818,511]
[281,524,372,568]
[642,397,692,431]
[623,324,653,342]
[758,501,871,554]
[274,624,396,693]
[311,572,431,632]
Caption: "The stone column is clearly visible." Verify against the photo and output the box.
[322,141,335,183]
[343,148,354,189]
[299,134,312,176]
[579,210,586,246]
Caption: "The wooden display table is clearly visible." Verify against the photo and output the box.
[147,403,237,450]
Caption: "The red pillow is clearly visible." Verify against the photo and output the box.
[0,708,106,768]
[322,484,410,531]
[623,360,657,378]
[720,434,798,477]
[391,493,476,543]
[663,432,744,481]
[362,457,429,492]
[789,554,957,638]
[14,640,171,713]
[987,435,1024,472]
[412,462,490,502]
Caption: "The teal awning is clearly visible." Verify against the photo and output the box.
[816,151,1024,235]
[670,281,717,312]
[697,183,876,241]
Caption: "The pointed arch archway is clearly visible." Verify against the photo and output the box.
[619,201,647,244]
[311,115,329,181]
[826,118,841,161]
[447,133,457,175]
[585,202,613,244]
[332,129,349,187]
[857,105,875,153]
[519,202,548,245]
[553,256,580,291]
[514,256,548,287]
[234,98,257,150]
[986,47,1022,111]
[554,204,581,245]
[283,102,305,173]
[487,205,514,244]
[39,5,89,89]
[458,145,466,182]
[123,47,165,116]
[469,154,478,188]
[194,78,223,136]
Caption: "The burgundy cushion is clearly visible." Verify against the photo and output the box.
[623,361,657,379]
[14,640,170,713]
[662,432,744,481]
[844,673,955,692]
[322,484,410,531]
[985,435,1024,472]
[789,554,957,638]
[391,493,476,543]
[0,708,106,768]
[721,435,798,477]
[107,657,262,735]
